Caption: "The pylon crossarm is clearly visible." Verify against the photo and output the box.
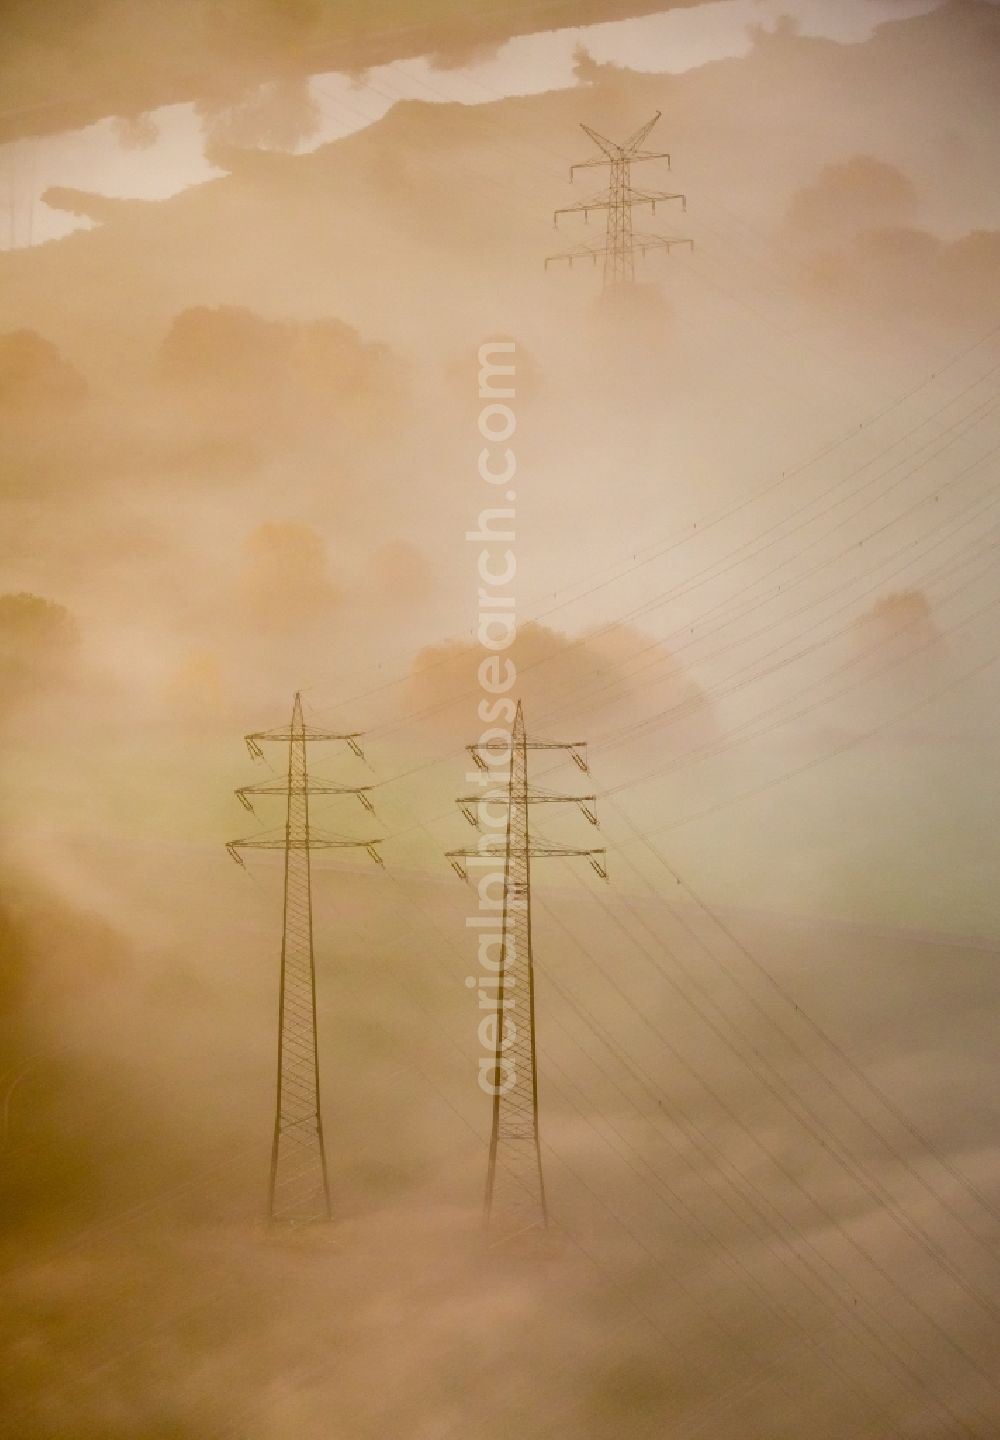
[531,843,608,878]
[236,778,374,805]
[568,150,671,179]
[528,842,605,860]
[529,790,600,825]
[308,836,383,856]
[626,187,687,213]
[623,111,662,151]
[569,157,615,180]
[579,122,619,158]
[468,738,510,761]
[456,786,594,804]
[244,726,364,747]
[531,740,590,773]
[526,739,588,752]
[469,736,589,769]
[227,834,382,853]
[446,838,506,860]
[227,833,286,854]
[554,190,614,223]
[629,233,695,256]
[445,838,507,882]
[247,727,302,745]
[472,737,586,754]
[527,790,597,808]
[545,244,605,271]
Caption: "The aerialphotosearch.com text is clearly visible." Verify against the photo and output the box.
[464,339,520,1099]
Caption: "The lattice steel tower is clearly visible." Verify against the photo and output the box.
[448,701,607,1238]
[227,692,383,1226]
[546,110,691,286]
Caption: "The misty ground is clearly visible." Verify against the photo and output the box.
[3,862,999,1438]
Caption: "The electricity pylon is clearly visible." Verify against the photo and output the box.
[227,692,383,1226]
[447,701,607,1239]
[546,110,691,286]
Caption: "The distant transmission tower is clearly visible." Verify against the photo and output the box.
[227,692,383,1226]
[448,701,607,1238]
[546,110,691,286]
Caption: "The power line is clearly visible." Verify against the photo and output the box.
[303,358,1000,764]
[540,876,997,1433]
[297,321,1000,719]
[608,801,1000,1236]
[373,835,949,1435]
